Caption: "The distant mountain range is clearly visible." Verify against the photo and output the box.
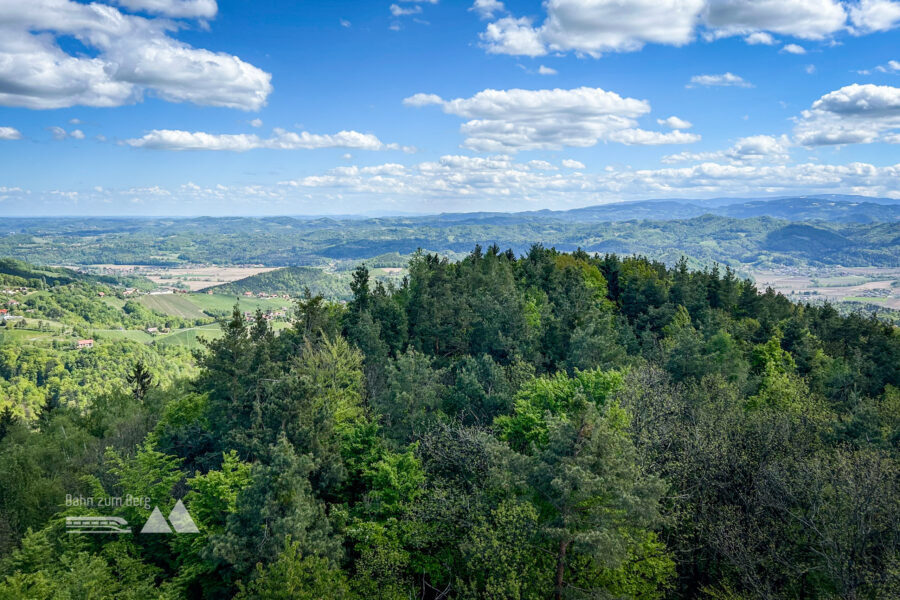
[415,195,900,225]
[2,195,899,269]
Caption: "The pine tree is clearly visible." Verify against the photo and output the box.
[125,360,154,402]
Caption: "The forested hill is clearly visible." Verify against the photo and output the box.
[207,266,352,299]
[0,257,146,288]
[3,210,900,268]
[2,246,898,599]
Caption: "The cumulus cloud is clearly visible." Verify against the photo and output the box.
[744,31,776,44]
[849,0,900,33]
[538,65,558,75]
[782,43,807,53]
[476,0,900,58]
[22,156,900,213]
[471,0,505,19]
[0,0,272,110]
[125,128,412,152]
[482,0,703,57]
[391,0,437,21]
[481,17,547,56]
[859,59,900,74]
[111,0,218,19]
[0,127,22,140]
[48,126,87,140]
[663,134,792,163]
[794,83,900,145]
[702,0,846,40]
[562,159,585,169]
[658,116,693,129]
[274,155,900,206]
[403,86,700,152]
[390,4,422,16]
[688,72,753,87]
[48,126,68,141]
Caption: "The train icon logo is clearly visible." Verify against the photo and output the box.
[65,501,198,535]
[66,516,131,534]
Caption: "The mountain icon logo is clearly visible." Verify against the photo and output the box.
[140,500,199,534]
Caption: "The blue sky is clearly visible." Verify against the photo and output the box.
[2,0,900,216]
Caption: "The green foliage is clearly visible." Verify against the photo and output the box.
[211,267,355,300]
[496,368,624,452]
[2,246,900,600]
[235,538,352,600]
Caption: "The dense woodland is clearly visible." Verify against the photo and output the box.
[1,246,899,599]
[209,267,355,300]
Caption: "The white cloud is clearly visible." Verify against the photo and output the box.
[23,156,900,213]
[274,155,900,207]
[0,127,22,140]
[541,0,704,55]
[794,83,900,145]
[471,0,505,19]
[782,43,807,54]
[391,0,437,20]
[538,65,558,75]
[125,128,411,152]
[477,0,858,58]
[390,4,422,16]
[527,159,557,170]
[340,18,352,28]
[249,118,263,128]
[481,17,547,56]
[562,159,585,169]
[861,59,900,74]
[688,72,753,87]
[0,0,271,110]
[48,126,68,141]
[744,31,776,44]
[481,0,703,57]
[663,134,792,163]
[657,116,693,129]
[111,0,218,19]
[48,126,86,140]
[404,86,701,152]
[806,64,817,74]
[702,0,847,40]
[849,0,900,33]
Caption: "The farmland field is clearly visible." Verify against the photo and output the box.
[749,267,900,311]
[185,293,291,314]
[90,329,154,343]
[155,324,223,348]
[0,328,66,344]
[137,294,210,319]
[82,264,280,291]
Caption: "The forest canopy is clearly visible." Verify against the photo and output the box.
[1,245,898,599]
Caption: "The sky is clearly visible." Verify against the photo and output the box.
[2,0,900,216]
